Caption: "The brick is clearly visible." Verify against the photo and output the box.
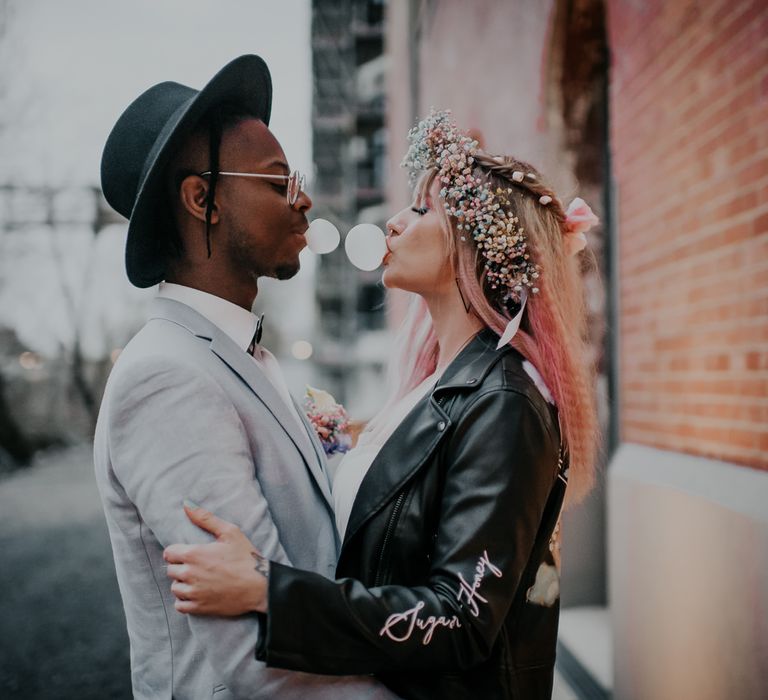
[745,351,768,370]
[753,211,768,235]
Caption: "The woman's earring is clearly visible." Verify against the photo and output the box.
[455,278,471,313]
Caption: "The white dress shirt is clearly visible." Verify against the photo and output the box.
[157,282,307,433]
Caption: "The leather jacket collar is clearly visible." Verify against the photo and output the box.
[434,328,506,394]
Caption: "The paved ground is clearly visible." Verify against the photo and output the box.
[0,444,131,699]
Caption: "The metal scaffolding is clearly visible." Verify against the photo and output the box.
[310,0,388,413]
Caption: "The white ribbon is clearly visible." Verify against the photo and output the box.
[496,289,528,350]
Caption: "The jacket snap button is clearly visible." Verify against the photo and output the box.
[437,421,446,431]
[466,378,477,384]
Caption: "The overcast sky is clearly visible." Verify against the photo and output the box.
[0,0,312,187]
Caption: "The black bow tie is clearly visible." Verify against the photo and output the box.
[247,314,264,356]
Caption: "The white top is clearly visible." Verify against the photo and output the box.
[333,372,441,539]
[157,282,307,433]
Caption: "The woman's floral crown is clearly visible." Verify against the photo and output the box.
[401,110,599,313]
[401,108,539,305]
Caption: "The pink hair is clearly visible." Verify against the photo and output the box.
[387,163,598,507]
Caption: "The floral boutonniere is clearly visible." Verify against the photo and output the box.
[303,386,352,455]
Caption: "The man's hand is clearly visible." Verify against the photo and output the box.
[163,502,269,615]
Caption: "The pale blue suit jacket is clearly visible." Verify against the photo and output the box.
[94,297,396,699]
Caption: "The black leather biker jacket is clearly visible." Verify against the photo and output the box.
[259,329,568,700]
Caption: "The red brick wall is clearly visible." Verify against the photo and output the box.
[608,0,768,469]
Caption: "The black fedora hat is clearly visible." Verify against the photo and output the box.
[101,55,272,288]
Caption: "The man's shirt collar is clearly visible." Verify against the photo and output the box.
[157,282,259,352]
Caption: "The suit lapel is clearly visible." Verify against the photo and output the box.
[149,298,335,512]
[292,395,332,477]
[291,395,339,546]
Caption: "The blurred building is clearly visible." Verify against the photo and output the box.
[386,1,767,698]
[310,0,389,418]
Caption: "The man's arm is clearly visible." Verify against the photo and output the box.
[107,354,396,699]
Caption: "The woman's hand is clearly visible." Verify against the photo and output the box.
[163,502,269,616]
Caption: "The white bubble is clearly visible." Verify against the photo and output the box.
[291,340,313,360]
[344,223,387,271]
[305,218,340,255]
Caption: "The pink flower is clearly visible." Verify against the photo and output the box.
[564,197,599,234]
[563,198,598,256]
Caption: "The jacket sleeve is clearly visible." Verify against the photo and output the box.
[105,356,397,699]
[261,388,560,674]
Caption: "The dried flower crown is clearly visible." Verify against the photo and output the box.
[402,109,599,349]
[401,108,540,306]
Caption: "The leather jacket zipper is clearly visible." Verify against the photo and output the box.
[373,394,448,586]
[374,490,406,587]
